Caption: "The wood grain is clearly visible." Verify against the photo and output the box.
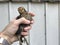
[0,0,9,1]
[11,0,59,2]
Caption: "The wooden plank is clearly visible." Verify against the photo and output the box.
[0,3,9,32]
[29,3,45,45]
[58,3,60,45]
[0,0,9,1]
[32,0,59,2]
[41,0,59,2]
[30,0,41,2]
[46,3,59,45]
[11,0,59,2]
[10,0,29,2]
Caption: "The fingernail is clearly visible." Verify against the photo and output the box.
[24,27,31,30]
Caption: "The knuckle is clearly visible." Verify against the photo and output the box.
[21,17,25,21]
[21,32,28,36]
[13,20,18,25]
[21,17,24,19]
[10,20,14,23]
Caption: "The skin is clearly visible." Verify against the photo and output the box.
[0,12,35,45]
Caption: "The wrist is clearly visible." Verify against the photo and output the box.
[0,32,12,44]
[0,37,10,45]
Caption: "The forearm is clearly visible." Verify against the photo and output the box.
[0,41,10,45]
[0,44,2,45]
[0,38,11,45]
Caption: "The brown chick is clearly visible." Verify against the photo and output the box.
[15,7,32,45]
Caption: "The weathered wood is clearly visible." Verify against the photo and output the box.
[0,0,59,2]
[29,3,45,45]
[46,3,59,45]
[11,0,59,2]
[0,0,9,1]
[30,0,41,2]
[41,0,59,2]
[0,3,9,32]
[11,0,29,2]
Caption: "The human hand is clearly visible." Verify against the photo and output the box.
[0,12,35,44]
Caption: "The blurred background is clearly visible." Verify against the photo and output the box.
[0,0,59,45]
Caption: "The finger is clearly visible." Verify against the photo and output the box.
[15,17,30,25]
[28,12,35,17]
[31,19,34,24]
[21,32,28,36]
[31,21,34,24]
[24,26,32,31]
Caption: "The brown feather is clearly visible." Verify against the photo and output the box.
[16,7,32,45]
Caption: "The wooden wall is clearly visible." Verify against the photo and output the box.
[0,0,59,2]
[0,1,59,45]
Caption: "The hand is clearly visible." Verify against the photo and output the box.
[0,12,35,44]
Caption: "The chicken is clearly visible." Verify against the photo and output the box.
[15,7,32,45]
